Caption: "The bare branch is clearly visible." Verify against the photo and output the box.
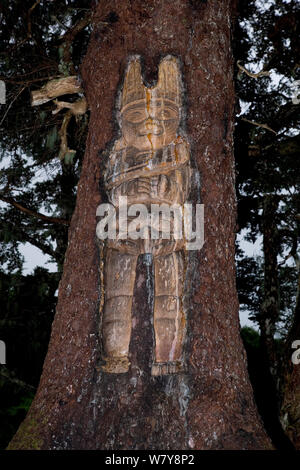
[0,194,70,226]
[237,61,271,79]
[58,110,75,160]
[27,0,41,38]
[59,12,92,75]
[31,76,82,106]
[4,219,58,260]
[0,87,26,127]
[52,97,87,115]
[8,0,41,52]
[0,368,35,393]
[241,117,277,135]
[55,98,87,160]
[53,99,87,161]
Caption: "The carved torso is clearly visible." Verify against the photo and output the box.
[105,136,191,207]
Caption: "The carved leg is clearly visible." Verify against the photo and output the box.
[101,248,138,373]
[152,250,185,376]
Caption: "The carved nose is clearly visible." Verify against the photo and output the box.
[139,118,163,136]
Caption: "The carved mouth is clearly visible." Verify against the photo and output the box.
[138,128,163,137]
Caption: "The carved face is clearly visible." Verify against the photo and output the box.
[121,97,179,151]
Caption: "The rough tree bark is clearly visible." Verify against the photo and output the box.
[8,0,272,450]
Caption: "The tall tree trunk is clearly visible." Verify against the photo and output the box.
[280,253,300,448]
[257,195,294,449]
[8,0,271,450]
[260,194,280,378]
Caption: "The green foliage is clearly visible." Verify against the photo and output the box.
[45,126,58,151]
[0,2,92,447]
[0,0,92,274]
[0,365,35,448]
[240,326,260,350]
[0,267,59,384]
[6,393,34,417]
[0,267,59,448]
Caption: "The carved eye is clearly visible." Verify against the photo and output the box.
[126,110,147,123]
[157,108,177,120]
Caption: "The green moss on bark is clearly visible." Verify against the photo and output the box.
[6,415,45,450]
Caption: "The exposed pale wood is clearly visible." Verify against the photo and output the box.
[242,117,277,134]
[99,57,190,375]
[52,97,87,115]
[237,60,271,79]
[58,110,75,160]
[31,75,82,106]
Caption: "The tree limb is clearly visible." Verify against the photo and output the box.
[241,117,277,135]
[0,367,36,393]
[31,76,87,161]
[8,0,41,53]
[52,97,87,115]
[58,110,75,160]
[0,87,26,127]
[0,194,70,226]
[27,0,41,38]
[59,12,92,75]
[31,76,82,106]
[52,98,87,160]
[3,219,58,261]
[237,61,271,79]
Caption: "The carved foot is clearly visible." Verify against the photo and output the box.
[101,356,130,374]
[151,361,184,376]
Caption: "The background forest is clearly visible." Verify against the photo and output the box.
[0,0,299,450]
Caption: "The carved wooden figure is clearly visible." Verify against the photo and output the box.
[99,56,191,375]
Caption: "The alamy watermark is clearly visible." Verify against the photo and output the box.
[291,340,300,365]
[0,340,6,365]
[96,197,204,251]
[0,81,6,105]
[291,80,300,105]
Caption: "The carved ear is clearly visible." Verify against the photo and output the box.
[156,56,181,106]
[114,136,126,151]
[122,58,145,110]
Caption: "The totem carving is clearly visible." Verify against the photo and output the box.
[98,56,191,375]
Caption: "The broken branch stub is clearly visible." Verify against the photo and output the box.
[52,97,87,115]
[31,76,82,106]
